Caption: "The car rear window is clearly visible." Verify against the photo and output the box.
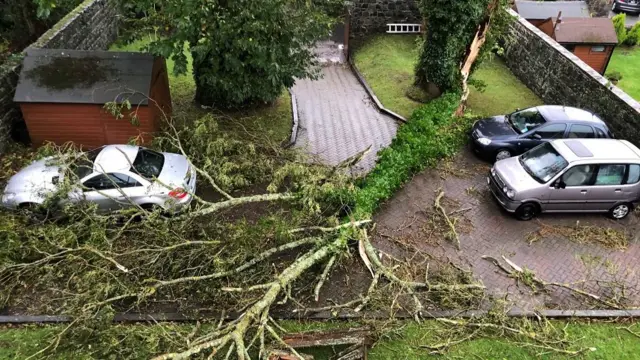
[131,149,165,179]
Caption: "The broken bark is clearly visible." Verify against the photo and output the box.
[282,328,372,348]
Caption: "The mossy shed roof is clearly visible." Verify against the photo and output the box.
[14,49,155,105]
[554,18,618,45]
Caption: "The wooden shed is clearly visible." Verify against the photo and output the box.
[552,18,618,75]
[14,49,171,148]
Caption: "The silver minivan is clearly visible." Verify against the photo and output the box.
[488,139,640,220]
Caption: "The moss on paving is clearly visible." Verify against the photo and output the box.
[353,35,542,118]
[353,35,423,119]
[2,321,638,359]
[607,46,640,101]
[109,36,292,144]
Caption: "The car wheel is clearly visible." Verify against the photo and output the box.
[609,203,631,220]
[515,203,538,221]
[495,149,512,162]
[141,203,161,211]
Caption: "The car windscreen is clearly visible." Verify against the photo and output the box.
[131,148,165,179]
[518,143,568,183]
[70,147,102,179]
[508,108,545,134]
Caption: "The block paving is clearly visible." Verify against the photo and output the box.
[371,148,640,310]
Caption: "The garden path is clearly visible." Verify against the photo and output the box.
[291,39,398,175]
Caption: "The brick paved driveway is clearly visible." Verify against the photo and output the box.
[371,148,640,310]
[291,40,398,175]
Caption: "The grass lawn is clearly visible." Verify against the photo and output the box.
[2,320,638,359]
[353,35,423,119]
[109,36,292,144]
[607,46,640,101]
[467,57,543,117]
[353,35,542,118]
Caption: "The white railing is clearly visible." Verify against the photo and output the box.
[386,23,422,34]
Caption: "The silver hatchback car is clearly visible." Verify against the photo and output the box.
[2,145,196,213]
[489,139,640,220]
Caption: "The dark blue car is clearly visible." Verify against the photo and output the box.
[470,106,613,162]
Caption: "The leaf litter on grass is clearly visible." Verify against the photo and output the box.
[526,221,629,250]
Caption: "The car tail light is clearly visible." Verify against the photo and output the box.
[169,188,188,199]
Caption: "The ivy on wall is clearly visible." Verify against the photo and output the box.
[414,0,517,94]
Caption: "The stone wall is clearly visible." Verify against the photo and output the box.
[350,0,421,38]
[0,0,119,152]
[0,58,23,150]
[503,9,640,145]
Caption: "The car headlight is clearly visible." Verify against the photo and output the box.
[477,137,491,146]
[490,167,496,177]
[506,189,516,199]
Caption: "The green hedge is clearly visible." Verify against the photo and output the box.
[355,92,472,217]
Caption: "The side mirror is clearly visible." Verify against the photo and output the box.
[554,180,566,189]
[530,133,542,140]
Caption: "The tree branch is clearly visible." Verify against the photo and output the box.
[182,193,295,219]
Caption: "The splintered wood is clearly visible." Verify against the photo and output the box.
[268,328,372,360]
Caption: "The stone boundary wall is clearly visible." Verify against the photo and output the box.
[0,0,119,152]
[503,9,640,144]
[349,0,421,38]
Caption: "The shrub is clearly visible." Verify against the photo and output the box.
[624,22,640,46]
[587,0,610,17]
[607,70,623,83]
[613,14,628,44]
[355,93,473,216]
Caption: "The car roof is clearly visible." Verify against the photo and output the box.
[93,145,140,173]
[537,105,603,124]
[552,139,640,163]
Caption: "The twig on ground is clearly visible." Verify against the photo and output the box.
[314,255,336,302]
[434,189,460,250]
[483,255,630,309]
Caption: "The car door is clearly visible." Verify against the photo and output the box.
[518,123,567,153]
[114,172,148,208]
[586,164,627,211]
[546,164,596,211]
[566,124,595,139]
[81,173,122,210]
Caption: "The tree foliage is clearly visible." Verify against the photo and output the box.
[612,14,640,46]
[122,0,342,108]
[624,22,640,46]
[613,13,628,44]
[415,0,490,93]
